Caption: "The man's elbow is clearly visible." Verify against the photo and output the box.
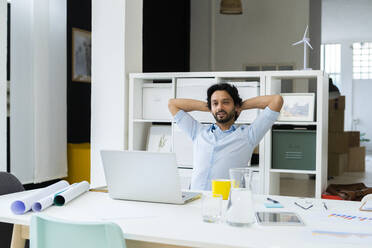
[168,98,179,116]
[276,95,284,109]
[271,95,283,112]
[168,98,175,109]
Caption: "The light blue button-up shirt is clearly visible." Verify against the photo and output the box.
[174,107,279,190]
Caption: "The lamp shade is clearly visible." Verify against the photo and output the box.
[220,0,243,15]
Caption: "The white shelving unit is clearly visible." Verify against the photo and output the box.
[264,71,329,198]
[129,71,328,197]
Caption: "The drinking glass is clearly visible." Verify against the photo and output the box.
[201,194,222,223]
[212,179,231,200]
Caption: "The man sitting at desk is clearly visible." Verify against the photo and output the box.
[168,83,283,190]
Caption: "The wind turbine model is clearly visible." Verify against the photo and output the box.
[292,25,313,70]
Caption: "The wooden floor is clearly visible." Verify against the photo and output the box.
[280,152,372,197]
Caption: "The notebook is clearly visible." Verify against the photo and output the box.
[100,150,200,204]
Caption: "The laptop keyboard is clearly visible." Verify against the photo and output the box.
[181,191,201,203]
[182,191,198,199]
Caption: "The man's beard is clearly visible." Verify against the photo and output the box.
[213,110,236,124]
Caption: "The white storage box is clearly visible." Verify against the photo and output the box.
[229,82,260,123]
[176,78,216,122]
[142,83,173,120]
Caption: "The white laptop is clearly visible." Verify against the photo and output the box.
[100,150,201,204]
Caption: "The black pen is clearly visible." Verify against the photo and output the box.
[267,197,280,204]
[323,202,328,210]
[294,202,313,210]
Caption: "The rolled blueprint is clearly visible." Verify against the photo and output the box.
[31,184,73,212]
[54,181,90,206]
[11,180,70,215]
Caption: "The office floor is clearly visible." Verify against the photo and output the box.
[280,152,372,197]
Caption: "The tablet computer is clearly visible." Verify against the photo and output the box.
[255,212,304,226]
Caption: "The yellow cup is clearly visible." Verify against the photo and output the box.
[212,179,231,200]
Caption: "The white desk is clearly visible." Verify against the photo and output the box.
[0,191,371,248]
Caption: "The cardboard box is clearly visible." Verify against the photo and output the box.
[329,96,345,132]
[346,146,366,172]
[345,131,360,147]
[329,111,344,132]
[328,132,349,153]
[329,96,345,112]
[328,153,348,177]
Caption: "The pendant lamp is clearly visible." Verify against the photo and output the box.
[220,0,243,15]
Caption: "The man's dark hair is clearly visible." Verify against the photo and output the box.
[207,83,243,109]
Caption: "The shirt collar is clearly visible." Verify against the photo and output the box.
[211,123,236,133]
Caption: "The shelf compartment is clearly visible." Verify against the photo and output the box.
[132,122,172,152]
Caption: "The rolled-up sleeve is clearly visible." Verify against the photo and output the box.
[174,110,203,141]
[245,106,279,146]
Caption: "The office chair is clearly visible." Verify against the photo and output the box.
[30,215,127,248]
[0,172,25,247]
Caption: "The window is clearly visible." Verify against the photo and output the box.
[353,42,372,80]
[321,44,341,87]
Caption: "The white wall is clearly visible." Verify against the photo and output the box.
[91,0,142,188]
[214,0,309,71]
[353,80,372,150]
[191,0,312,92]
[322,0,372,43]
[11,0,67,183]
[0,0,6,172]
[322,0,372,151]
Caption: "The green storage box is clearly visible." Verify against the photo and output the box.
[272,129,316,170]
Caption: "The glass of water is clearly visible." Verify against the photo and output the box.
[201,194,222,223]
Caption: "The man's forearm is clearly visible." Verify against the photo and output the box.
[241,95,283,112]
[168,98,209,116]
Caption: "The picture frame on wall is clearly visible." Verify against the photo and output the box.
[72,28,91,83]
[278,93,315,122]
[146,125,172,153]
